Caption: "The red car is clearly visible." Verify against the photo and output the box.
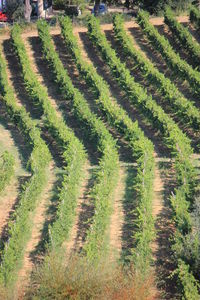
[0,11,7,22]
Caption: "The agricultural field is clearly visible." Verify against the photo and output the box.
[0,6,200,300]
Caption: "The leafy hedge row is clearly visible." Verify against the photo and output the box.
[0,151,15,193]
[137,10,200,95]
[0,48,51,286]
[59,16,155,276]
[113,14,200,130]
[37,20,119,262]
[190,6,200,30]
[87,16,199,298]
[11,24,86,251]
[164,8,200,68]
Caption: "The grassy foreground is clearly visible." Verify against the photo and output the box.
[23,253,156,300]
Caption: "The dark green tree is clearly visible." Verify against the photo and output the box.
[135,0,194,14]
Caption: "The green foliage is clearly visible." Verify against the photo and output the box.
[164,7,200,69]
[37,19,119,262]
[136,0,193,15]
[53,0,87,10]
[113,14,200,130]
[190,6,200,29]
[0,47,51,286]
[25,252,155,299]
[137,10,200,95]
[0,151,14,193]
[87,16,194,164]
[172,197,200,278]
[87,16,199,297]
[175,260,200,300]
[59,16,155,277]
[11,24,86,252]
[6,0,24,21]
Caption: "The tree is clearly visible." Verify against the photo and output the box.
[38,0,44,18]
[24,0,32,22]
[6,0,24,20]
[94,0,100,16]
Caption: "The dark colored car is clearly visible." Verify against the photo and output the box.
[92,3,107,15]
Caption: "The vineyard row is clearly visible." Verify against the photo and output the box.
[137,10,200,95]
[87,16,199,298]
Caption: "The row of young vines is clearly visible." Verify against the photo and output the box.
[164,7,200,69]
[87,16,199,299]
[11,24,87,254]
[190,6,200,30]
[0,151,14,193]
[37,19,119,262]
[0,47,51,287]
[59,16,155,277]
[137,10,200,95]
[113,14,200,130]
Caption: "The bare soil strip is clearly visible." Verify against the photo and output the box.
[23,37,63,119]
[0,122,29,237]
[0,16,190,43]
[16,161,57,298]
[63,162,92,257]
[152,154,165,256]
[185,22,200,43]
[152,154,176,299]
[109,166,125,261]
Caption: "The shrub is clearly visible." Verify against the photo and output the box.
[25,252,156,300]
[137,0,194,15]
[6,0,24,21]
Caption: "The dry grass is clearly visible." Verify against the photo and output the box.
[24,251,157,300]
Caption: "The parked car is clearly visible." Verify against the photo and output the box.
[92,3,107,15]
[0,11,7,21]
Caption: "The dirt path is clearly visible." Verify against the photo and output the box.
[23,37,63,119]
[152,154,165,256]
[63,162,92,257]
[0,123,29,237]
[109,166,125,261]
[0,15,188,42]
[152,155,176,299]
[16,161,57,298]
